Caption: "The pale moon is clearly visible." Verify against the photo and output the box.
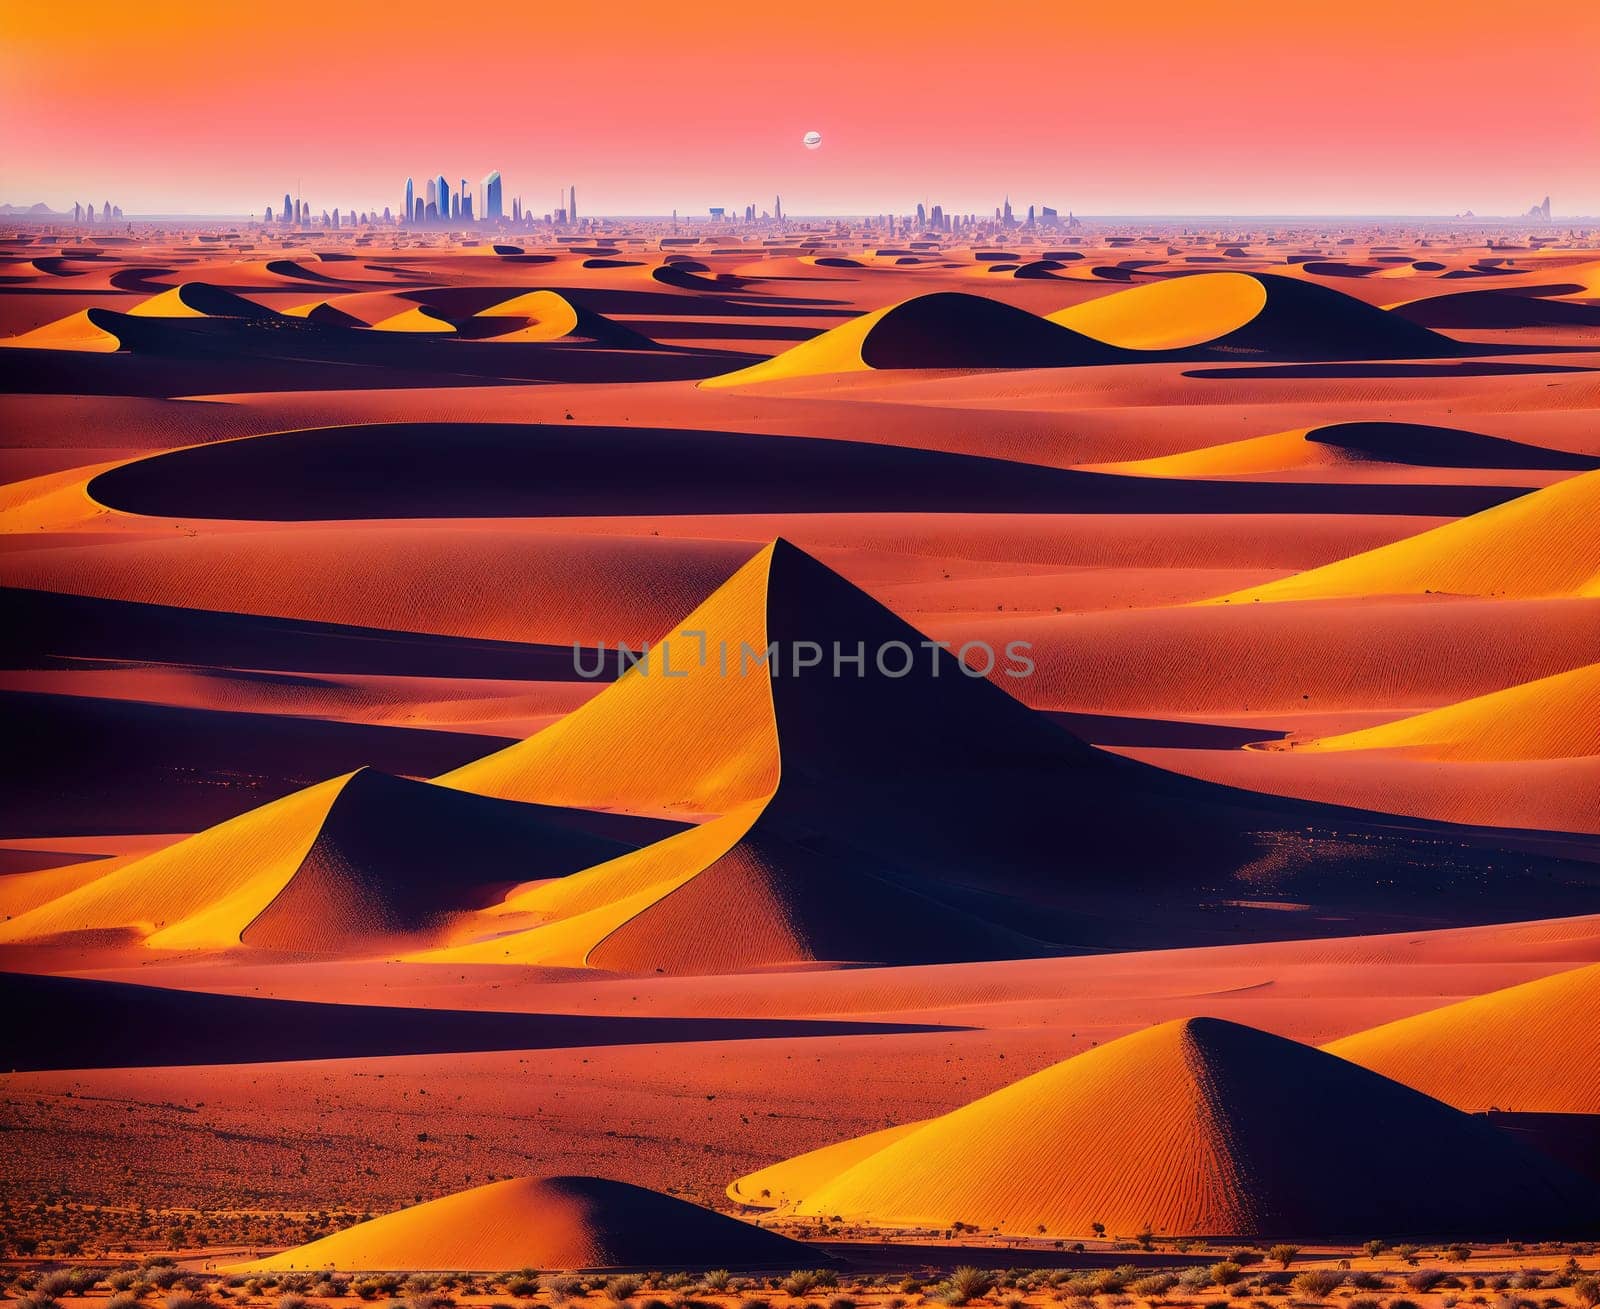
[803,130,822,150]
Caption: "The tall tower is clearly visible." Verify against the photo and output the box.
[405,178,414,227]
[483,171,503,221]
[775,194,782,221]
[569,184,576,223]
[436,175,450,224]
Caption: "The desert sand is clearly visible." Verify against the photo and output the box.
[4,219,1599,1271]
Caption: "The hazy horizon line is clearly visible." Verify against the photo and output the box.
[5,208,1596,225]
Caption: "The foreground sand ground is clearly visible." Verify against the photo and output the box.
[2,218,1598,1266]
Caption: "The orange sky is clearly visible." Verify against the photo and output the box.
[3,0,1597,218]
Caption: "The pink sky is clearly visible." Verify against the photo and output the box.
[3,0,1598,217]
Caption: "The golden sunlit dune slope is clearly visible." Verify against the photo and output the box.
[0,769,630,955]
[1324,962,1600,1113]
[1207,469,1600,603]
[231,1175,809,1271]
[1049,272,1268,348]
[436,539,1600,972]
[1279,662,1600,760]
[0,309,122,352]
[1047,271,1455,358]
[700,292,1126,387]
[1094,422,1597,479]
[734,1017,1597,1238]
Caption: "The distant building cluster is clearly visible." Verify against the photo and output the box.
[71,201,121,224]
[258,173,590,230]
[1527,195,1553,222]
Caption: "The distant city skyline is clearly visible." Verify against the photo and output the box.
[4,0,1597,218]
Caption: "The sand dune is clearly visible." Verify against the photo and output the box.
[1095,421,1598,479]
[469,289,655,346]
[370,305,457,333]
[735,1017,1597,1238]
[80,420,1515,522]
[126,282,279,319]
[283,300,369,327]
[702,292,1128,387]
[234,1175,810,1271]
[1276,662,1600,760]
[434,540,1600,971]
[0,768,632,954]
[1325,962,1600,1112]
[1050,272,1458,359]
[1207,468,1600,603]
[0,309,122,352]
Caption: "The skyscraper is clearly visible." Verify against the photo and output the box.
[484,171,503,221]
[774,195,782,222]
[569,185,576,223]
[283,192,292,224]
[405,178,414,227]
[436,175,450,225]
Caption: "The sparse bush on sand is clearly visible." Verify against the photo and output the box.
[1407,1270,1448,1293]
[738,1299,770,1309]
[699,1273,732,1294]
[547,1279,586,1303]
[16,1295,62,1309]
[109,1295,142,1309]
[1575,1277,1600,1309]
[1268,1247,1301,1271]
[1289,1271,1343,1300]
[278,1295,308,1309]
[164,1295,215,1309]
[1212,1265,1244,1287]
[932,1268,995,1307]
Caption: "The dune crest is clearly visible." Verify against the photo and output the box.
[1206,468,1600,603]
[1275,662,1600,760]
[0,769,632,955]
[735,1016,1597,1238]
[231,1174,810,1271]
[1325,962,1600,1112]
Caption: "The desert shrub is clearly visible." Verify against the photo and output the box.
[1574,1278,1599,1309]
[547,1279,586,1303]
[1407,1271,1447,1293]
[1394,1248,1421,1267]
[16,1296,62,1309]
[1212,1266,1244,1288]
[37,1275,78,1299]
[148,1273,182,1292]
[783,1274,826,1299]
[1132,1276,1178,1299]
[1179,1271,1215,1293]
[1348,1299,1381,1309]
[108,1274,142,1293]
[606,1280,643,1305]
[1345,1273,1383,1291]
[738,1300,770,1309]
[109,1295,142,1309]
[1446,1248,1473,1264]
[934,1269,995,1307]
[505,1280,538,1299]
[1388,1300,1422,1309]
[828,1299,857,1309]
[165,1296,215,1309]
[279,1296,308,1309]
[1364,1242,1387,1258]
[1268,1248,1300,1271]
[1004,1298,1026,1309]
[696,1273,731,1294]
[1289,1271,1342,1300]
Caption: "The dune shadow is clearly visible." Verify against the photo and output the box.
[84,422,1529,521]
[0,972,959,1071]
